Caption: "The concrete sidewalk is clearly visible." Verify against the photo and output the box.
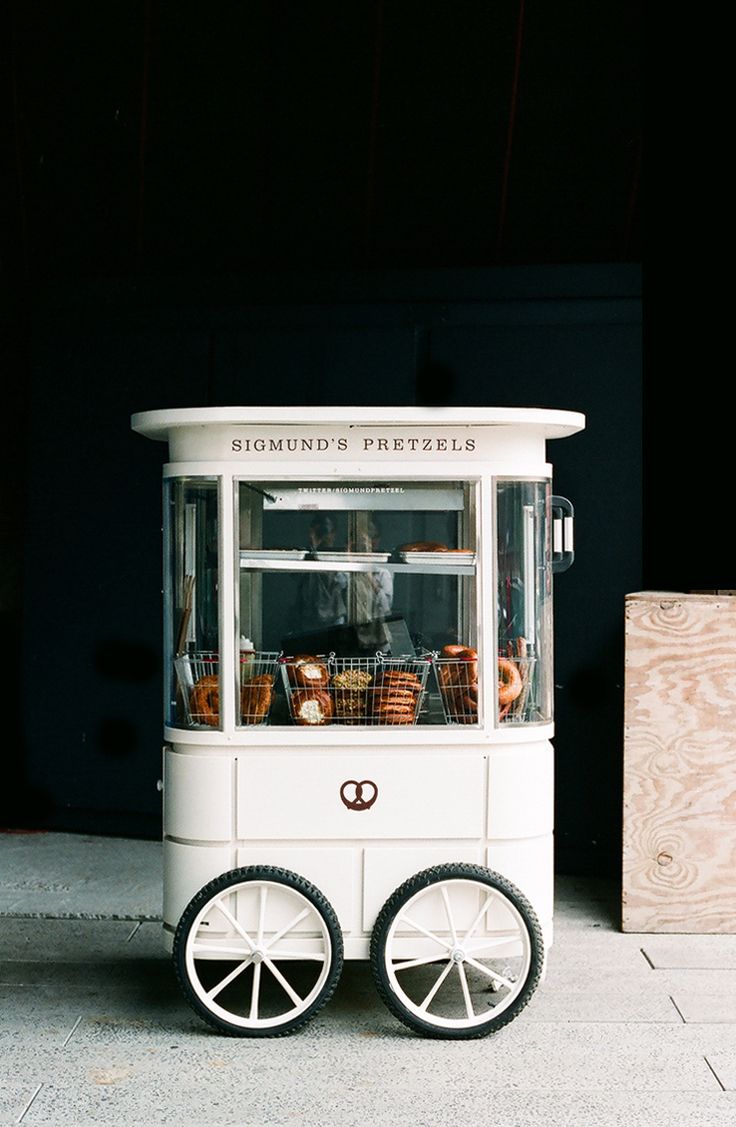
[1,833,734,1126]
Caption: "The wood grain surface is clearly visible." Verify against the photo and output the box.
[623,593,736,933]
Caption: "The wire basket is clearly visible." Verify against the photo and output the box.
[499,652,536,723]
[434,651,536,724]
[174,651,281,727]
[280,654,432,726]
[434,656,480,725]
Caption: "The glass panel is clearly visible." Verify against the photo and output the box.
[496,480,552,725]
[164,478,220,729]
[236,480,479,726]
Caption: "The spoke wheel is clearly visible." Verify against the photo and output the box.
[370,863,544,1039]
[173,866,343,1037]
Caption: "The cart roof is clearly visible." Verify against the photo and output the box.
[132,406,585,440]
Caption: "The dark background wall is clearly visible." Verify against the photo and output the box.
[0,2,663,878]
[11,266,641,878]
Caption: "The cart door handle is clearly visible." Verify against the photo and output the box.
[551,495,575,573]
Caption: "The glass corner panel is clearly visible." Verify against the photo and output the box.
[496,480,552,725]
[164,477,220,729]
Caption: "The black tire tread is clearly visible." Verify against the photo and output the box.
[370,862,544,1040]
[173,865,344,1038]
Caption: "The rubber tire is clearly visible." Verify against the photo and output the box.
[173,865,344,1037]
[370,862,544,1040]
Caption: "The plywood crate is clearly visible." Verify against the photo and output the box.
[623,592,736,932]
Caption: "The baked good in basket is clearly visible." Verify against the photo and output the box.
[371,669,421,723]
[332,669,372,723]
[189,675,220,727]
[289,655,330,689]
[291,689,334,726]
[438,645,479,724]
[240,673,274,723]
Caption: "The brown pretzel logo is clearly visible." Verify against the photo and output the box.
[339,779,378,811]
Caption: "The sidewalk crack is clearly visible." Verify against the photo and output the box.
[704,1056,727,1092]
[640,947,655,969]
[62,1015,82,1047]
[17,1083,43,1123]
[669,995,686,1023]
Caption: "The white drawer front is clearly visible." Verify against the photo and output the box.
[164,750,233,842]
[236,755,485,840]
[363,846,482,932]
[237,847,356,933]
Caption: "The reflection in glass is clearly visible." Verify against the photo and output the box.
[496,480,551,725]
[237,480,479,726]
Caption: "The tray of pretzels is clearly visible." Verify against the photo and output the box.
[397,542,476,565]
[279,654,432,727]
[175,651,281,728]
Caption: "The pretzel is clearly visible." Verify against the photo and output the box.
[440,645,478,685]
[376,711,415,725]
[189,675,220,727]
[498,657,523,706]
[375,670,421,685]
[374,677,421,702]
[240,674,273,723]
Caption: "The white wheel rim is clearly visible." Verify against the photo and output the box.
[184,880,333,1030]
[383,878,534,1030]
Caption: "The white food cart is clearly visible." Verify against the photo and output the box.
[132,406,584,1039]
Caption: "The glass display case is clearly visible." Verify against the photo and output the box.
[162,473,562,733]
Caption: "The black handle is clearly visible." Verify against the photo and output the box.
[551,495,575,573]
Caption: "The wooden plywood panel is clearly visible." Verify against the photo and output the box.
[623,593,736,932]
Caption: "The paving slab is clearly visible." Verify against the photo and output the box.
[0,918,146,962]
[542,965,736,996]
[0,985,85,1047]
[529,990,680,1024]
[2,1021,728,1088]
[542,949,653,990]
[3,1012,736,1124]
[0,833,161,920]
[20,1082,736,1127]
[0,957,176,990]
[641,936,736,970]
[0,1084,42,1127]
[672,995,736,1023]
[3,1038,731,1127]
[550,927,658,950]
[651,969,736,992]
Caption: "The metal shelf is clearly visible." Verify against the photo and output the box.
[239,554,476,576]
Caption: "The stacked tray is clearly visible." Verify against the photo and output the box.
[309,551,392,563]
[398,550,476,565]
